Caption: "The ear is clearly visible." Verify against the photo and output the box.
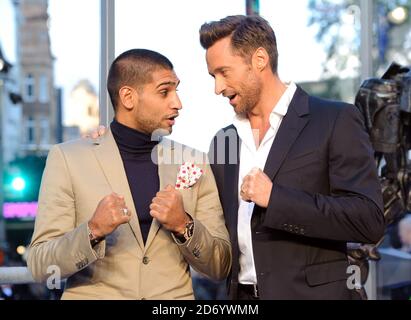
[118,86,137,111]
[252,47,269,72]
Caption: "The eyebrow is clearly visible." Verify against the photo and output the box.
[209,67,227,77]
[156,80,180,89]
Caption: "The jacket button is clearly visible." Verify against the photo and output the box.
[143,256,150,265]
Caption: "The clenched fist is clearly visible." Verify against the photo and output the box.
[88,192,131,238]
[240,168,273,208]
[150,185,190,234]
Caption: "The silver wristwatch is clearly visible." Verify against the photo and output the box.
[175,219,194,243]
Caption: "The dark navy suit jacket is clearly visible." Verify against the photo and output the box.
[209,86,385,300]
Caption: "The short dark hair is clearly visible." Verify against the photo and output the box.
[107,49,174,110]
[199,15,278,74]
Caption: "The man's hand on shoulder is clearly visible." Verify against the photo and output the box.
[82,125,107,139]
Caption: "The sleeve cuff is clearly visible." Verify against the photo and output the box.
[173,218,206,258]
[77,222,106,268]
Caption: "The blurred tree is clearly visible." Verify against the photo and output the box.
[308,0,411,76]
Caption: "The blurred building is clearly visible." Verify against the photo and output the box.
[64,79,99,138]
[0,44,22,164]
[63,126,81,142]
[14,0,58,156]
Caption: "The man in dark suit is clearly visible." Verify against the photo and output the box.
[200,15,385,300]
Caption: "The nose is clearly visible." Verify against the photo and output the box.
[214,76,226,96]
[172,92,183,111]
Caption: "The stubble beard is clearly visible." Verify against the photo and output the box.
[235,75,262,118]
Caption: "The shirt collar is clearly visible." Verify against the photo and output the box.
[272,82,297,116]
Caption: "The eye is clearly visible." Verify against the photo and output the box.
[160,90,168,97]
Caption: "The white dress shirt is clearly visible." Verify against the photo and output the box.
[233,82,297,285]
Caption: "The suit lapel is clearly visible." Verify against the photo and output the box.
[92,129,145,252]
[225,127,241,238]
[143,140,178,253]
[263,86,310,181]
[216,126,241,278]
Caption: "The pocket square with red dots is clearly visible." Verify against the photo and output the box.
[175,162,203,190]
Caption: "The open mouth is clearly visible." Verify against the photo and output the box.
[167,114,179,121]
[227,94,238,105]
[165,114,179,126]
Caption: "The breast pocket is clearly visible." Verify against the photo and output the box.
[280,150,320,174]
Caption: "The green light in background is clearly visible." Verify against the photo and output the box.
[11,177,26,192]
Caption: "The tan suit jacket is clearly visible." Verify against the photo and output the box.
[27,130,231,300]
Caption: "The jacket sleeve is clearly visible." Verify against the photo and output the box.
[262,104,385,243]
[173,163,232,281]
[27,145,105,283]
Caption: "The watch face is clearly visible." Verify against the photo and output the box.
[186,221,194,238]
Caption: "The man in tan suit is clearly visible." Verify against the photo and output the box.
[27,49,231,300]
